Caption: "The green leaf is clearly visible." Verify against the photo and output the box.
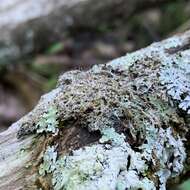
[47,42,64,54]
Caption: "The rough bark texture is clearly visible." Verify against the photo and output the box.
[1,30,190,190]
[0,0,174,64]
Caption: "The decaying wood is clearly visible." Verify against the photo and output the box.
[0,0,174,64]
[0,30,190,190]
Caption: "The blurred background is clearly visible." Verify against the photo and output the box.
[0,0,190,189]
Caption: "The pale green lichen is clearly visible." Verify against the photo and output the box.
[148,96,178,124]
[107,54,134,71]
[51,142,152,190]
[160,54,190,114]
[16,33,189,189]
[141,126,186,190]
[161,36,183,49]
[107,36,183,74]
[39,146,57,176]
[36,106,59,134]
[39,125,186,190]
[99,127,125,146]
[37,48,187,189]
[116,180,126,190]
[116,171,155,190]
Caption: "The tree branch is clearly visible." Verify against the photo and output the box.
[1,30,190,190]
[0,0,176,64]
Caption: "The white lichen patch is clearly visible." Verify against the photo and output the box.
[52,143,153,190]
[141,126,186,190]
[107,54,135,71]
[99,127,125,146]
[16,31,189,190]
[160,54,190,114]
[161,36,183,49]
[116,171,155,190]
[39,146,57,176]
[107,35,183,74]
[37,125,186,190]
[107,47,159,73]
[36,106,59,134]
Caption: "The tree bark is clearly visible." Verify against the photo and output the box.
[0,0,174,64]
[1,30,190,190]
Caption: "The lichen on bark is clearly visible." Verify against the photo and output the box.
[12,31,190,190]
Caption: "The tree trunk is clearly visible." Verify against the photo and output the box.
[1,30,190,190]
[0,0,174,64]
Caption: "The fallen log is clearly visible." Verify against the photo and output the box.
[1,30,190,190]
[0,0,174,64]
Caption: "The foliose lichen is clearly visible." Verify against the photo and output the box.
[36,106,59,134]
[141,126,186,190]
[51,142,152,190]
[17,33,189,190]
[39,146,57,176]
[99,127,125,146]
[160,53,190,114]
[38,123,185,190]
